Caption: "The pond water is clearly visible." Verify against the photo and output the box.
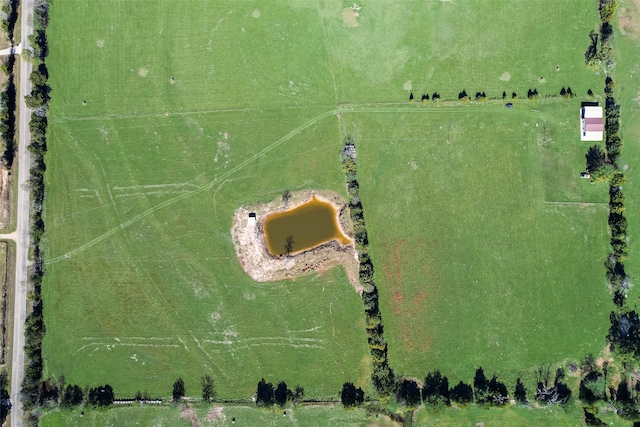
[263,196,351,256]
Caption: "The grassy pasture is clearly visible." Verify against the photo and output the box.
[43,0,615,412]
[350,101,611,387]
[612,0,640,302]
[414,402,634,426]
[323,0,603,103]
[40,404,392,427]
[42,111,369,397]
[44,0,369,398]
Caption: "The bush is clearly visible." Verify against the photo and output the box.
[341,382,364,407]
[395,378,421,407]
[256,379,275,407]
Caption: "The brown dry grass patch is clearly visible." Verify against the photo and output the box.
[619,0,640,39]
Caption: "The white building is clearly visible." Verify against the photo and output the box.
[580,106,604,141]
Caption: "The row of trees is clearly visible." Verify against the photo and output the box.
[410,87,585,103]
[599,78,634,358]
[20,1,50,419]
[255,379,304,407]
[390,367,569,410]
[578,353,640,424]
[0,1,16,367]
[342,136,395,396]
[0,0,18,168]
[586,0,618,69]
[0,369,10,424]
[171,375,216,403]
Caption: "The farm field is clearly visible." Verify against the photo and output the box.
[413,403,633,426]
[42,0,614,409]
[39,404,394,427]
[613,0,640,302]
[351,100,611,387]
[43,1,368,398]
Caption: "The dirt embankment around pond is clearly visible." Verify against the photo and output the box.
[231,189,362,293]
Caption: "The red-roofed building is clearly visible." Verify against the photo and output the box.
[580,106,604,141]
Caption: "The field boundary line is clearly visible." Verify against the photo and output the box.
[48,104,338,124]
[321,13,339,103]
[543,201,608,207]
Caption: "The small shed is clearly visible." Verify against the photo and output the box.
[248,212,256,226]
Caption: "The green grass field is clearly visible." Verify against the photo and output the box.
[39,404,394,427]
[43,1,369,398]
[613,0,640,304]
[43,0,616,414]
[350,100,611,387]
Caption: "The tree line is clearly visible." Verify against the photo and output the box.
[342,136,395,397]
[410,86,585,104]
[585,0,618,70]
[0,0,19,167]
[20,2,51,424]
[596,76,634,359]
[583,14,640,421]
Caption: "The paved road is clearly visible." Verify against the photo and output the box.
[11,0,34,425]
[0,44,21,56]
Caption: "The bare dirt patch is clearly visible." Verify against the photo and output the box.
[499,71,511,82]
[342,8,359,27]
[180,403,200,427]
[96,39,105,48]
[138,68,148,77]
[231,190,361,293]
[207,406,225,422]
[0,168,13,230]
[618,0,640,39]
[252,9,260,18]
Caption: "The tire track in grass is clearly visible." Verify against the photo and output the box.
[46,103,538,264]
[46,109,339,264]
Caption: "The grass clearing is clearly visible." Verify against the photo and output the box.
[44,0,368,398]
[613,0,640,303]
[323,0,603,103]
[414,403,633,426]
[39,404,394,427]
[43,0,617,416]
[350,101,611,387]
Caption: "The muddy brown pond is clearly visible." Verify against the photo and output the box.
[263,196,351,256]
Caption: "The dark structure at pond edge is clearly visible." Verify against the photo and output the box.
[341,135,395,395]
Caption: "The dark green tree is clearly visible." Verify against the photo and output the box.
[474,367,489,403]
[172,377,185,402]
[585,145,607,173]
[341,382,364,407]
[514,378,527,404]
[201,374,215,402]
[449,381,473,404]
[87,384,114,407]
[488,376,508,405]
[395,378,421,407]
[292,385,304,403]
[62,384,84,407]
[256,379,275,407]
[0,370,10,424]
[274,381,290,406]
[423,370,449,405]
